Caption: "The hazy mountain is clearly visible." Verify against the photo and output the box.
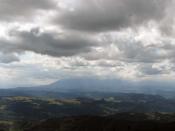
[0,77,175,99]
[42,77,132,92]
[11,77,175,99]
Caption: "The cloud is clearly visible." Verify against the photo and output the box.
[116,40,168,63]
[139,64,164,75]
[158,0,175,36]
[0,0,56,21]
[55,0,170,32]
[0,53,19,63]
[83,33,170,64]
[0,28,99,57]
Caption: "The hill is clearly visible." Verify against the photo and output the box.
[0,93,174,121]
[20,113,175,131]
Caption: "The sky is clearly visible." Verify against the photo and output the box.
[0,0,175,88]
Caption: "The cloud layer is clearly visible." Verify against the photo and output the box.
[0,0,175,87]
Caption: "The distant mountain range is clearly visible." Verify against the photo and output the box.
[0,77,175,99]
[10,77,175,99]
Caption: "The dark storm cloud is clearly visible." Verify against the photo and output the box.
[0,28,98,57]
[0,0,56,21]
[55,0,170,32]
